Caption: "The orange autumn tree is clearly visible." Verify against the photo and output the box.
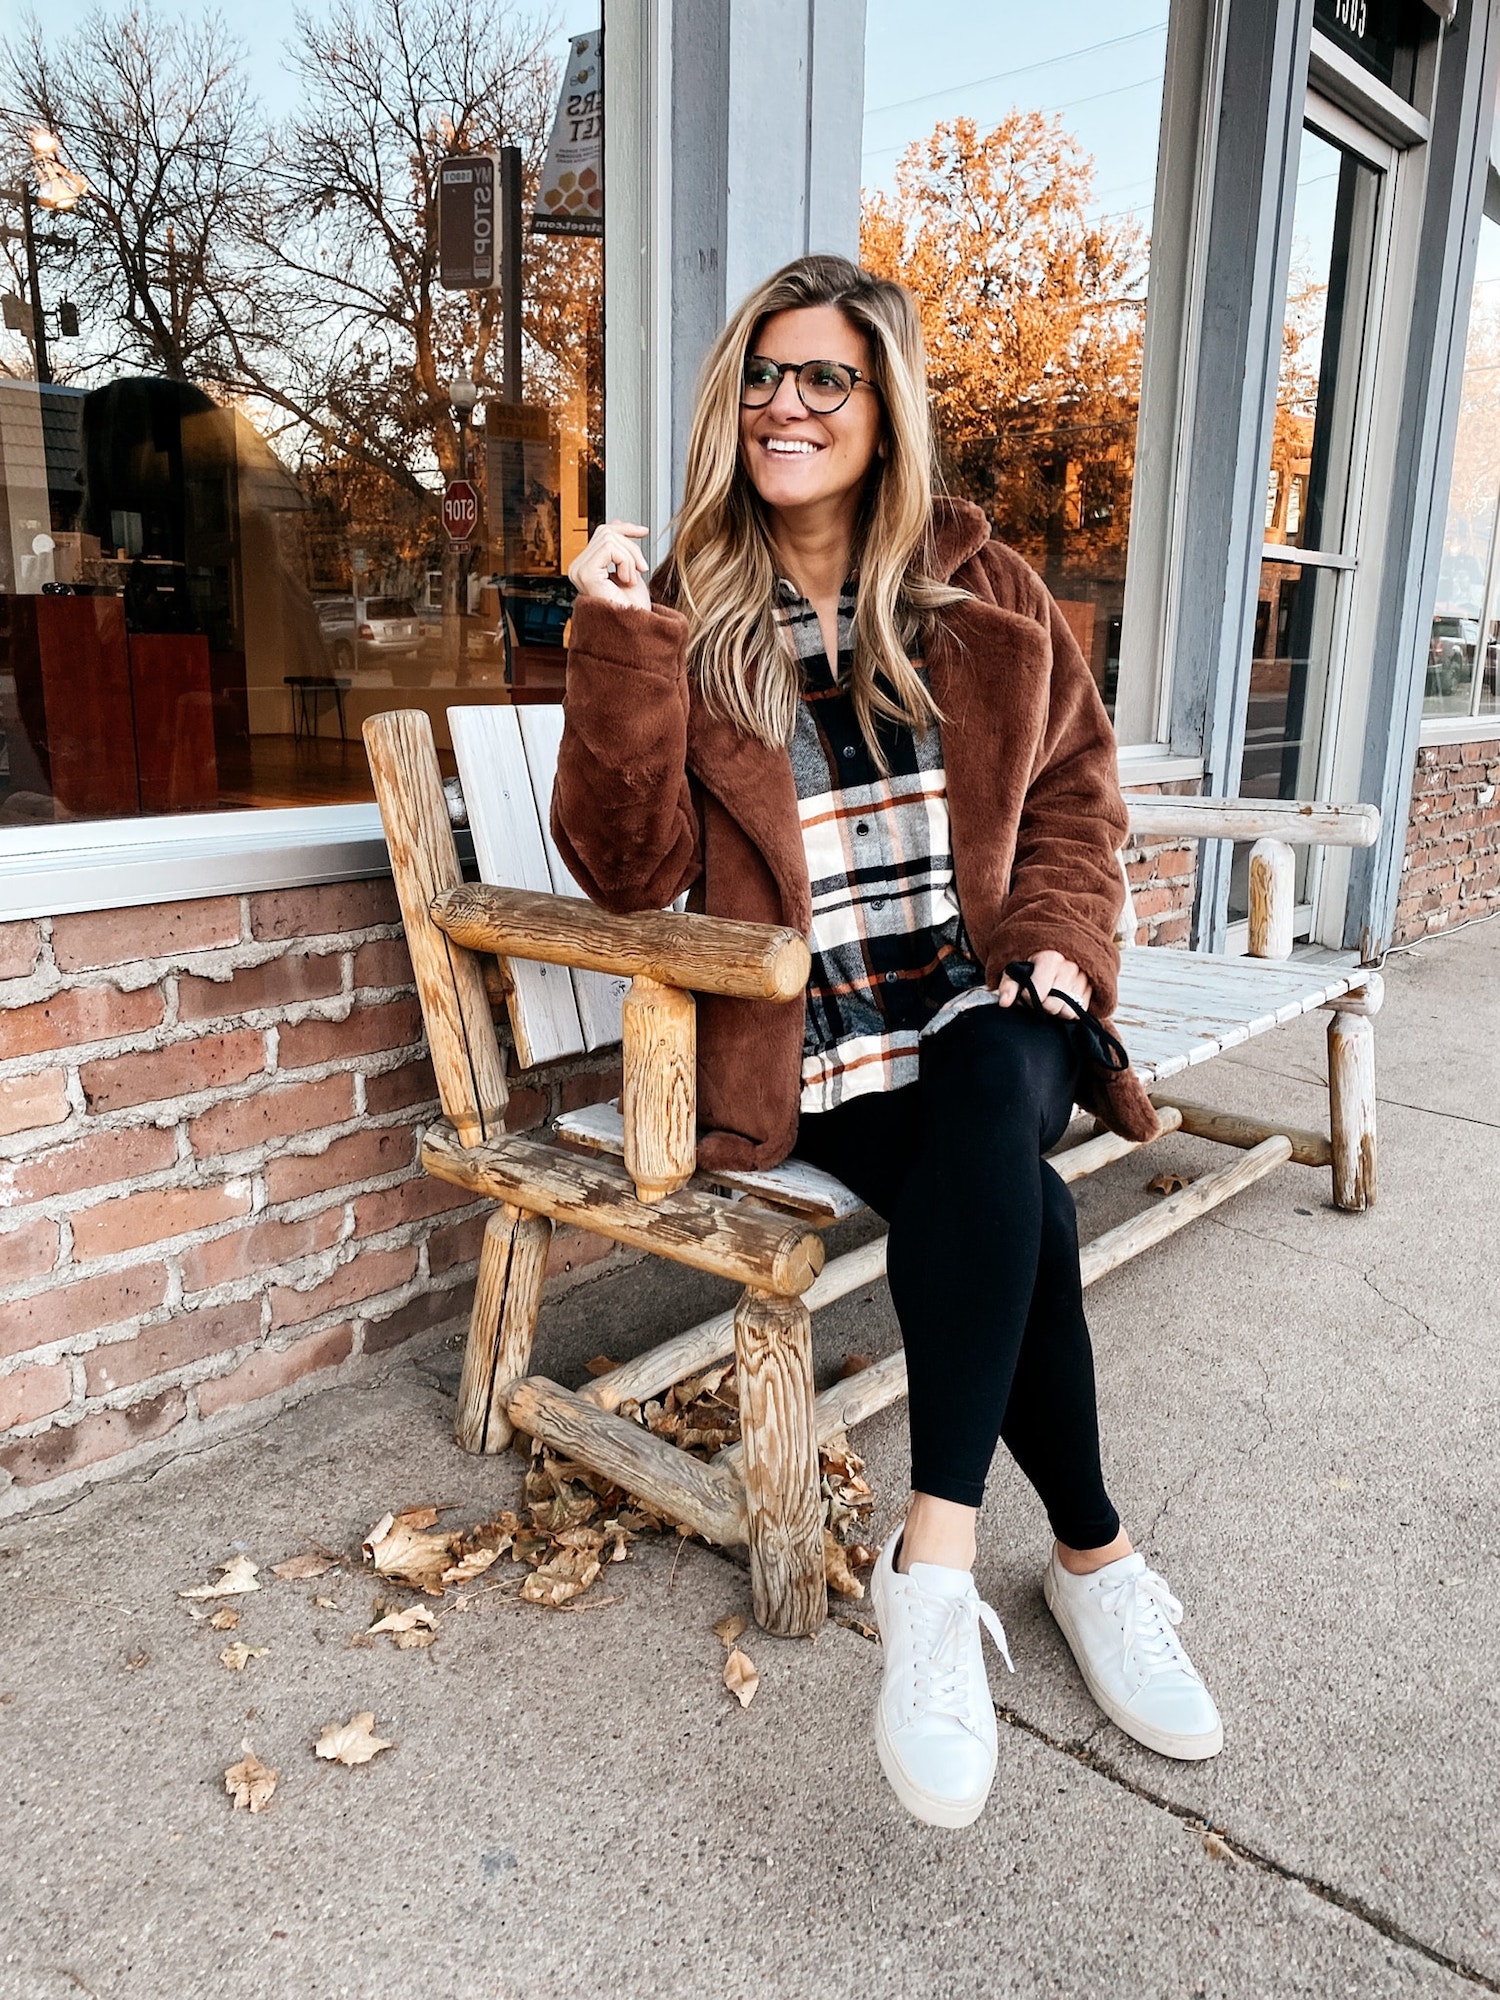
[861,112,1148,590]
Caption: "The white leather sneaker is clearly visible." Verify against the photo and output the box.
[868,1529,1015,1827]
[1043,1549,1223,1760]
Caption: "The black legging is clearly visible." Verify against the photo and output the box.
[795,1002,1120,1548]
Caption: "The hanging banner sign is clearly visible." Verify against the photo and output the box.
[438,153,499,290]
[532,29,603,238]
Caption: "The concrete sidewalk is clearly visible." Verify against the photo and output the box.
[2,920,1496,2000]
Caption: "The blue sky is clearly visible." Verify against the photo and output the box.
[862,0,1171,231]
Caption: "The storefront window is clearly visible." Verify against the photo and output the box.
[860,1,1170,716]
[1425,213,1500,725]
[1233,118,1384,920]
[0,5,602,828]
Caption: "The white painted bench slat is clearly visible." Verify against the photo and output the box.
[449,707,586,1067]
[516,706,631,1052]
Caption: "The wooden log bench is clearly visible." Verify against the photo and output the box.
[364,706,1383,1640]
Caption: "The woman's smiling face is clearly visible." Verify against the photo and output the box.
[738,305,883,525]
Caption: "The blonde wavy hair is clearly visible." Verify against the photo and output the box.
[661,254,965,762]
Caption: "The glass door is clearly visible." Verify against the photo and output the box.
[1230,102,1396,927]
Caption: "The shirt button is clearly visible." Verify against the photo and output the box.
[855,820,870,836]
[841,744,855,757]
[884,971,897,983]
[871,899,886,912]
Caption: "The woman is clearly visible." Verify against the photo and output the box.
[554,254,1222,1829]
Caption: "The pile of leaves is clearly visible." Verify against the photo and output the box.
[613,1353,879,1598]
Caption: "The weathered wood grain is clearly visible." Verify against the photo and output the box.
[454,1205,553,1454]
[422,1121,824,1296]
[1328,1012,1377,1210]
[733,1289,825,1638]
[505,1376,747,1544]
[449,705,586,1066]
[579,1236,891,1413]
[622,976,696,1202]
[363,710,507,1144]
[1248,837,1295,960]
[1147,1094,1332,1167]
[1077,1135,1293,1284]
[1126,798,1379,846]
[431,881,810,1000]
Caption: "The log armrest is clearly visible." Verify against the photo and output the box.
[431,882,810,1000]
[432,882,811,1206]
[1121,795,1380,961]
[1125,797,1379,846]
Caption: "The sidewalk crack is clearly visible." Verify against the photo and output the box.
[991,1700,1500,1994]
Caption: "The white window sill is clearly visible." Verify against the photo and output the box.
[1115,746,1205,789]
[1418,715,1500,749]
[2,744,1202,924]
[0,804,396,923]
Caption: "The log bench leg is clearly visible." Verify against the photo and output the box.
[733,1287,825,1638]
[455,1204,554,1453]
[1328,1012,1377,1211]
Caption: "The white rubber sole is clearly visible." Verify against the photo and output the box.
[1043,1566,1224,1761]
[872,1706,994,1828]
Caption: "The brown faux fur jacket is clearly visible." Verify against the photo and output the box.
[552,496,1160,1171]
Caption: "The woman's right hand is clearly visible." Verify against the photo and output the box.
[567,519,653,611]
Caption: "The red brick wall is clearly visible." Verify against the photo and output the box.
[1120,778,1201,945]
[1395,737,1500,944]
[0,879,624,1515]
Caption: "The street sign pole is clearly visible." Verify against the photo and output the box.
[501,145,523,404]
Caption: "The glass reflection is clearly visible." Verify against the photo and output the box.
[0,6,602,827]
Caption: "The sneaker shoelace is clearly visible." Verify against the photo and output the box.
[1099,1564,1201,1682]
[905,1585,1015,1723]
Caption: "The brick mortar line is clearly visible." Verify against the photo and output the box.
[0,1241,637,1521]
[0,921,408,1014]
[0,998,424,1091]
[0,1105,441,1238]
[0,1263,483,1440]
[0,1162,476,1327]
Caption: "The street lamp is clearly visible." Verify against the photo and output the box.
[2,130,88,384]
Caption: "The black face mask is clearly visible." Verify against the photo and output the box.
[1003,961,1130,1076]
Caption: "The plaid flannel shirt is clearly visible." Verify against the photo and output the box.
[785,578,993,1114]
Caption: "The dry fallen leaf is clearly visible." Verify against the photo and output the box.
[219,1643,270,1672]
[124,1650,149,1672]
[583,1354,618,1376]
[440,1546,501,1589]
[823,1529,866,1601]
[313,1595,339,1610]
[1201,1829,1237,1864]
[208,1608,240,1631]
[367,1605,437,1638]
[521,1547,602,1607]
[712,1612,748,1649]
[224,1750,278,1812]
[179,1555,260,1600]
[1146,1170,1192,1196]
[362,1508,460,1596]
[270,1551,342,1581]
[723,1647,759,1708]
[837,1353,873,1379]
[314,1712,393,1766]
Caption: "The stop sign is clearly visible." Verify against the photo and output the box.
[443,479,479,543]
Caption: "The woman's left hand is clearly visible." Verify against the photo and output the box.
[996,951,1093,1018]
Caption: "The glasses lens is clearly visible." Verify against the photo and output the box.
[798,362,855,412]
[741,357,781,405]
